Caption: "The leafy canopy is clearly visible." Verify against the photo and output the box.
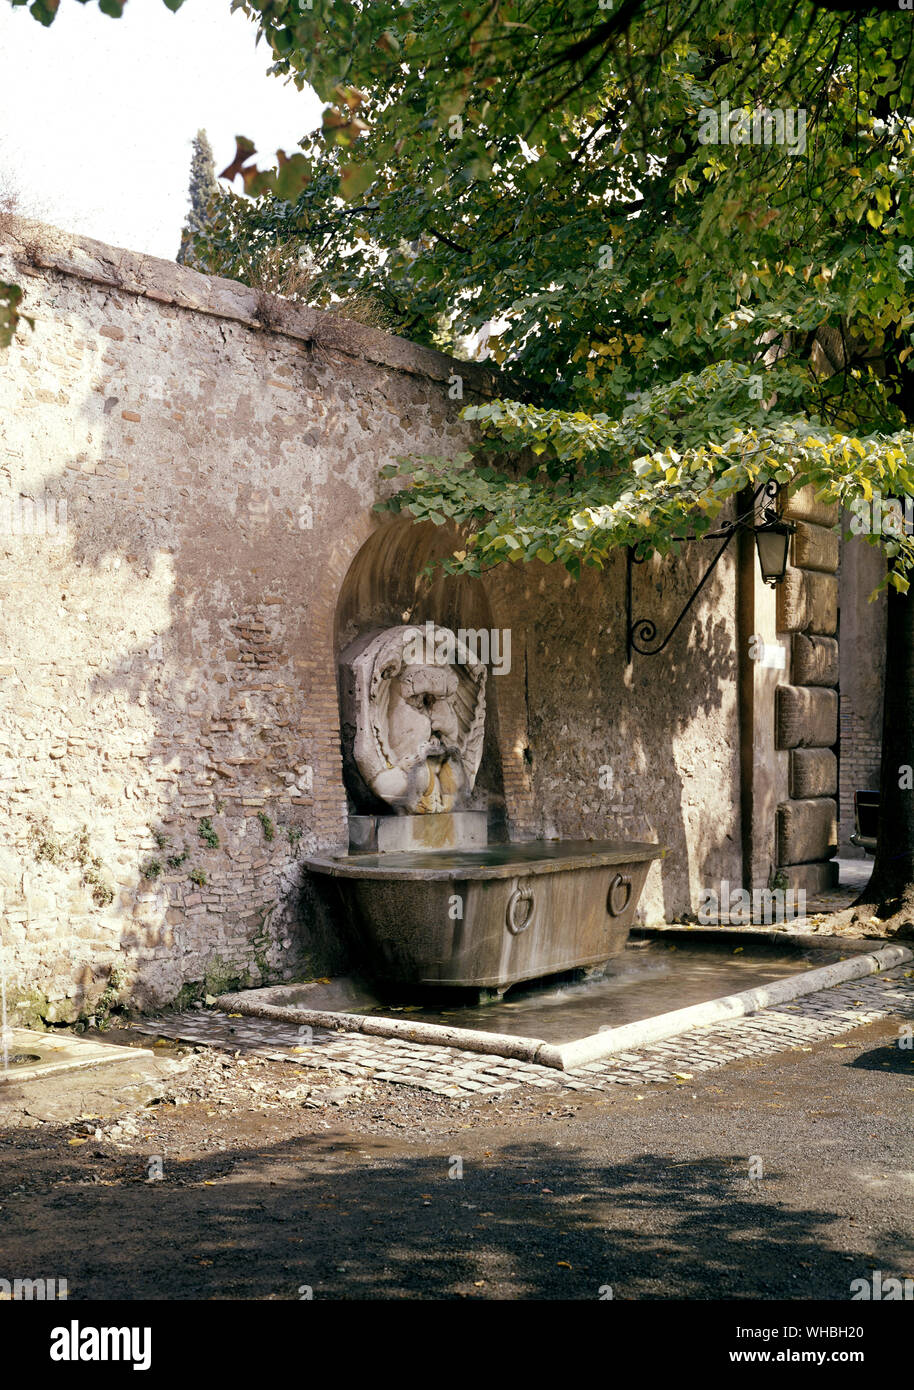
[6,0,914,597]
[202,1,914,590]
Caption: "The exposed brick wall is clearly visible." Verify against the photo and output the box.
[838,700,881,847]
[837,521,886,856]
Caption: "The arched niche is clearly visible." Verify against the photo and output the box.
[333,515,508,835]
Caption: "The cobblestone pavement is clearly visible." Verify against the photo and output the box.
[132,964,914,1097]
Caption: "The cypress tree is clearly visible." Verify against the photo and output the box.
[177,129,218,268]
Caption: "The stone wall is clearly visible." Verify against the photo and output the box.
[480,549,743,926]
[0,218,746,1022]
[0,219,495,1021]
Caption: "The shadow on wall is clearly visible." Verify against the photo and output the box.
[0,260,480,1021]
[330,513,742,927]
[500,543,741,924]
[327,509,742,929]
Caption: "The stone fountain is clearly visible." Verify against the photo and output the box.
[304,623,664,996]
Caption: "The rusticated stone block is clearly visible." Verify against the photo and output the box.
[777,798,838,865]
[791,634,839,687]
[792,520,839,574]
[776,685,838,748]
[779,860,839,894]
[790,747,838,798]
[777,569,838,634]
[783,483,840,528]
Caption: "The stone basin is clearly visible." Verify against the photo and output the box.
[304,839,665,991]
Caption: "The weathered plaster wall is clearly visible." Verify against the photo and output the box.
[479,545,743,924]
[0,218,746,1022]
[0,219,492,1021]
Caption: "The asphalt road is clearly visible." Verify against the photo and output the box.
[1,1013,912,1301]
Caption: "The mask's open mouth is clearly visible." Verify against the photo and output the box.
[426,740,459,760]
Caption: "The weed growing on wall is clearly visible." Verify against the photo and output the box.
[93,967,124,1031]
[197,817,220,849]
[26,817,115,908]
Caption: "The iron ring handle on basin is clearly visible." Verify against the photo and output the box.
[607,873,633,917]
[506,884,535,934]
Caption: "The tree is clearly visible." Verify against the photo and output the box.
[177,129,218,268]
[215,0,914,930]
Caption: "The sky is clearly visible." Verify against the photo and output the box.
[0,0,323,261]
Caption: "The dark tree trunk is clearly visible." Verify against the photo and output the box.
[856,585,914,919]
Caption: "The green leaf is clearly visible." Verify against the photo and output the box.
[339,162,377,202]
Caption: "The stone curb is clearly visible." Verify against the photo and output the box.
[555,943,913,1069]
[213,994,562,1068]
[631,925,885,953]
[0,1028,154,1085]
[217,942,912,1073]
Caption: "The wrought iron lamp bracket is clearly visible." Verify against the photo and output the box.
[625,480,784,660]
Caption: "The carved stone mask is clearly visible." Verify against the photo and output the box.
[340,625,486,815]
